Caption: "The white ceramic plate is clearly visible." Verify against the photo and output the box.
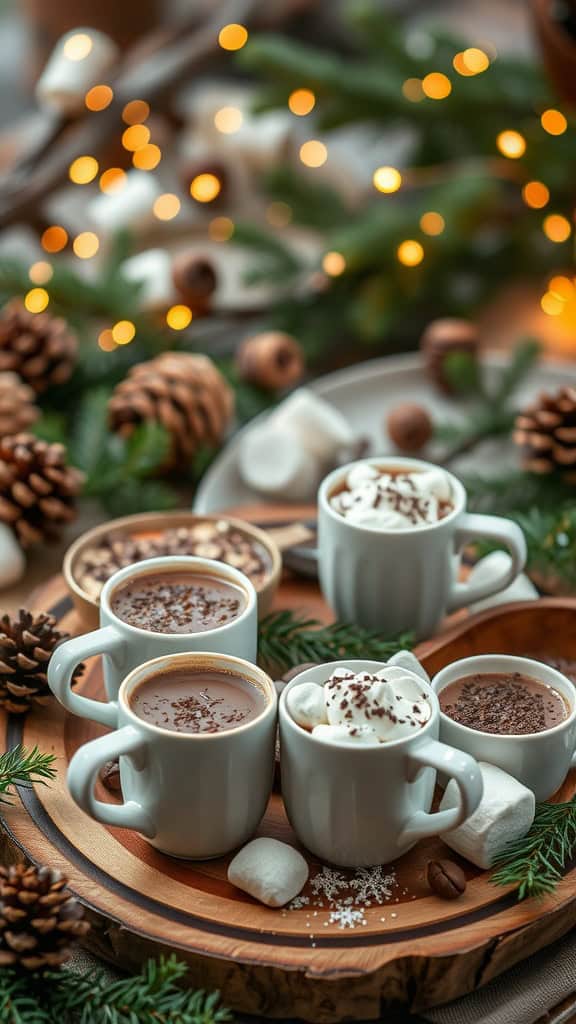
[193,352,575,514]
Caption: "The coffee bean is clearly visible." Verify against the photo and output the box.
[100,759,122,795]
[426,859,466,900]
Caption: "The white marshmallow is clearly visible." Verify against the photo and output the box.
[312,723,377,745]
[239,424,319,501]
[271,388,356,462]
[36,29,119,115]
[286,682,328,730]
[439,762,535,869]
[468,552,538,614]
[121,249,175,311]
[319,666,431,744]
[330,465,452,530]
[0,523,25,589]
[88,172,160,233]
[228,838,308,907]
[386,650,431,684]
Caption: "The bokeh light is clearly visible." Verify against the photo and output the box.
[397,240,424,266]
[299,140,327,167]
[28,261,53,285]
[190,173,222,202]
[63,33,93,61]
[85,85,113,111]
[24,288,49,313]
[166,304,193,330]
[214,106,243,133]
[496,130,526,158]
[540,109,567,136]
[218,24,248,51]
[266,201,292,227]
[153,193,181,220]
[69,155,99,184]
[522,180,550,209]
[543,214,571,243]
[453,48,490,76]
[541,292,564,316]
[73,232,99,258]
[322,251,346,276]
[98,329,116,352]
[402,78,424,102]
[422,73,452,99]
[41,226,68,253]
[373,166,402,193]
[132,144,162,170]
[288,89,316,115]
[420,211,445,235]
[548,275,574,300]
[209,216,234,241]
[122,100,150,125]
[112,320,136,345]
[122,124,151,151]
[99,167,126,194]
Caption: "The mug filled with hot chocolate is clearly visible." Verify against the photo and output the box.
[48,556,258,727]
[433,654,576,800]
[67,652,277,859]
[317,457,527,639]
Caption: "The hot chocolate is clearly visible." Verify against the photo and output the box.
[439,672,569,735]
[111,570,246,634]
[130,666,267,733]
[329,464,453,530]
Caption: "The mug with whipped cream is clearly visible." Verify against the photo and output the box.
[318,457,527,639]
[279,658,483,866]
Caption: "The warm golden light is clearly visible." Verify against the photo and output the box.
[288,88,316,115]
[496,130,526,158]
[24,288,49,313]
[209,216,234,241]
[28,261,53,285]
[73,232,99,259]
[132,144,162,170]
[454,47,490,76]
[63,33,93,61]
[166,304,193,330]
[153,193,181,220]
[41,225,68,253]
[266,201,292,227]
[98,329,116,352]
[541,291,564,316]
[420,211,445,235]
[373,166,402,194]
[422,73,452,99]
[122,100,150,125]
[99,167,126,194]
[299,140,328,167]
[402,78,423,102]
[541,108,567,136]
[548,275,574,300]
[522,180,550,209]
[112,320,136,345]
[218,23,248,50]
[69,155,99,184]
[85,85,113,111]
[190,173,222,203]
[543,214,571,243]
[214,106,243,133]
[122,124,151,151]
[397,240,424,266]
[322,251,346,276]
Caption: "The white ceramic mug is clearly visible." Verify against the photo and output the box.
[433,654,576,801]
[279,660,483,867]
[48,556,258,726]
[67,652,277,859]
[317,457,527,640]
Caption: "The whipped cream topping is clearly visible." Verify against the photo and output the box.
[329,465,453,530]
[286,665,432,745]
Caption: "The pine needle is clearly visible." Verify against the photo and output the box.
[0,746,56,805]
[491,796,576,900]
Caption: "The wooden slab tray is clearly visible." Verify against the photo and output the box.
[2,521,576,1021]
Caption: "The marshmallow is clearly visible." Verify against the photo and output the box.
[271,388,357,462]
[0,523,25,589]
[312,723,377,745]
[331,465,453,530]
[286,682,328,730]
[121,249,176,311]
[228,838,308,907]
[239,424,319,501]
[387,650,431,684]
[36,29,119,114]
[468,552,538,614]
[88,172,161,233]
[439,762,535,869]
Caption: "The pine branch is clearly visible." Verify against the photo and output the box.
[0,970,52,1024]
[491,796,576,900]
[0,746,56,805]
[258,610,412,676]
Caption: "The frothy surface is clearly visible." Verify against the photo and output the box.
[111,571,246,633]
[330,465,453,530]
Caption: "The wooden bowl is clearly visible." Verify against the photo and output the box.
[63,511,282,630]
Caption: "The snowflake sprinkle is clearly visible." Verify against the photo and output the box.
[350,866,396,906]
[329,906,366,929]
[310,866,348,902]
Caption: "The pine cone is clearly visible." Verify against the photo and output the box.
[0,373,39,437]
[0,300,78,393]
[514,387,576,481]
[108,352,234,468]
[0,864,89,969]
[0,434,83,547]
[0,609,84,714]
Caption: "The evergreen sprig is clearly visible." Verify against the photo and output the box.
[0,745,56,804]
[258,609,412,675]
[491,796,576,900]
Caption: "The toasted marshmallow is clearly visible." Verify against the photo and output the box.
[286,682,328,730]
[331,465,453,530]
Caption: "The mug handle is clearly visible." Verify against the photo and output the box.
[48,626,125,728]
[68,725,155,836]
[399,738,483,843]
[448,513,527,612]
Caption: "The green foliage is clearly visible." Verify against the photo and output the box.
[0,746,56,804]
[258,609,412,675]
[491,796,576,899]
